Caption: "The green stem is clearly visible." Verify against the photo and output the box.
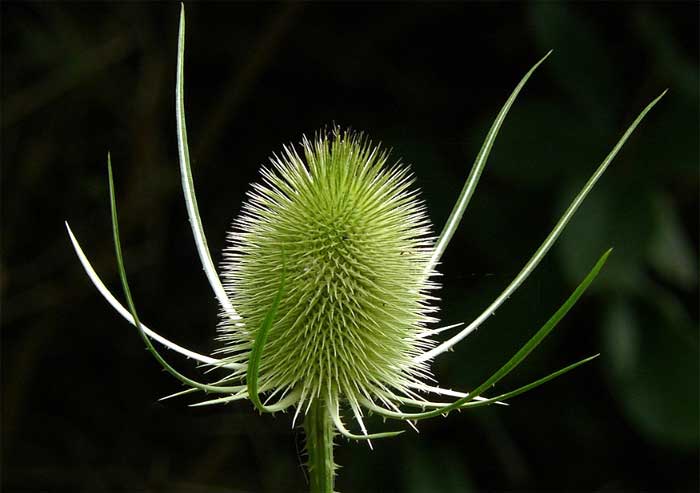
[304,399,336,493]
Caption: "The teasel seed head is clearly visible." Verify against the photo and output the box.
[217,128,440,411]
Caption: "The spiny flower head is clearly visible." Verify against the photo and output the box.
[217,129,439,410]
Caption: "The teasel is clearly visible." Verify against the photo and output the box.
[66,5,665,492]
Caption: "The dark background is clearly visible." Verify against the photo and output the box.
[2,2,698,492]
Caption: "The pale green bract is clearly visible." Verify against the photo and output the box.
[65,4,665,491]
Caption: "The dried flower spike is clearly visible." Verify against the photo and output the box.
[66,5,665,491]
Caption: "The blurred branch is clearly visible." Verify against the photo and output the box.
[635,9,699,104]
[193,3,303,164]
[2,35,132,129]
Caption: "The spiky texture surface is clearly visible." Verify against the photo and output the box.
[217,130,439,410]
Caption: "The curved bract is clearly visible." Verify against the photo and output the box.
[65,4,665,491]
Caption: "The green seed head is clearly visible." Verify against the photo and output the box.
[217,128,439,409]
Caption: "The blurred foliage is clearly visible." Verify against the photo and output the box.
[2,2,697,492]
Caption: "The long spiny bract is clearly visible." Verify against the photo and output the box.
[217,129,440,413]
